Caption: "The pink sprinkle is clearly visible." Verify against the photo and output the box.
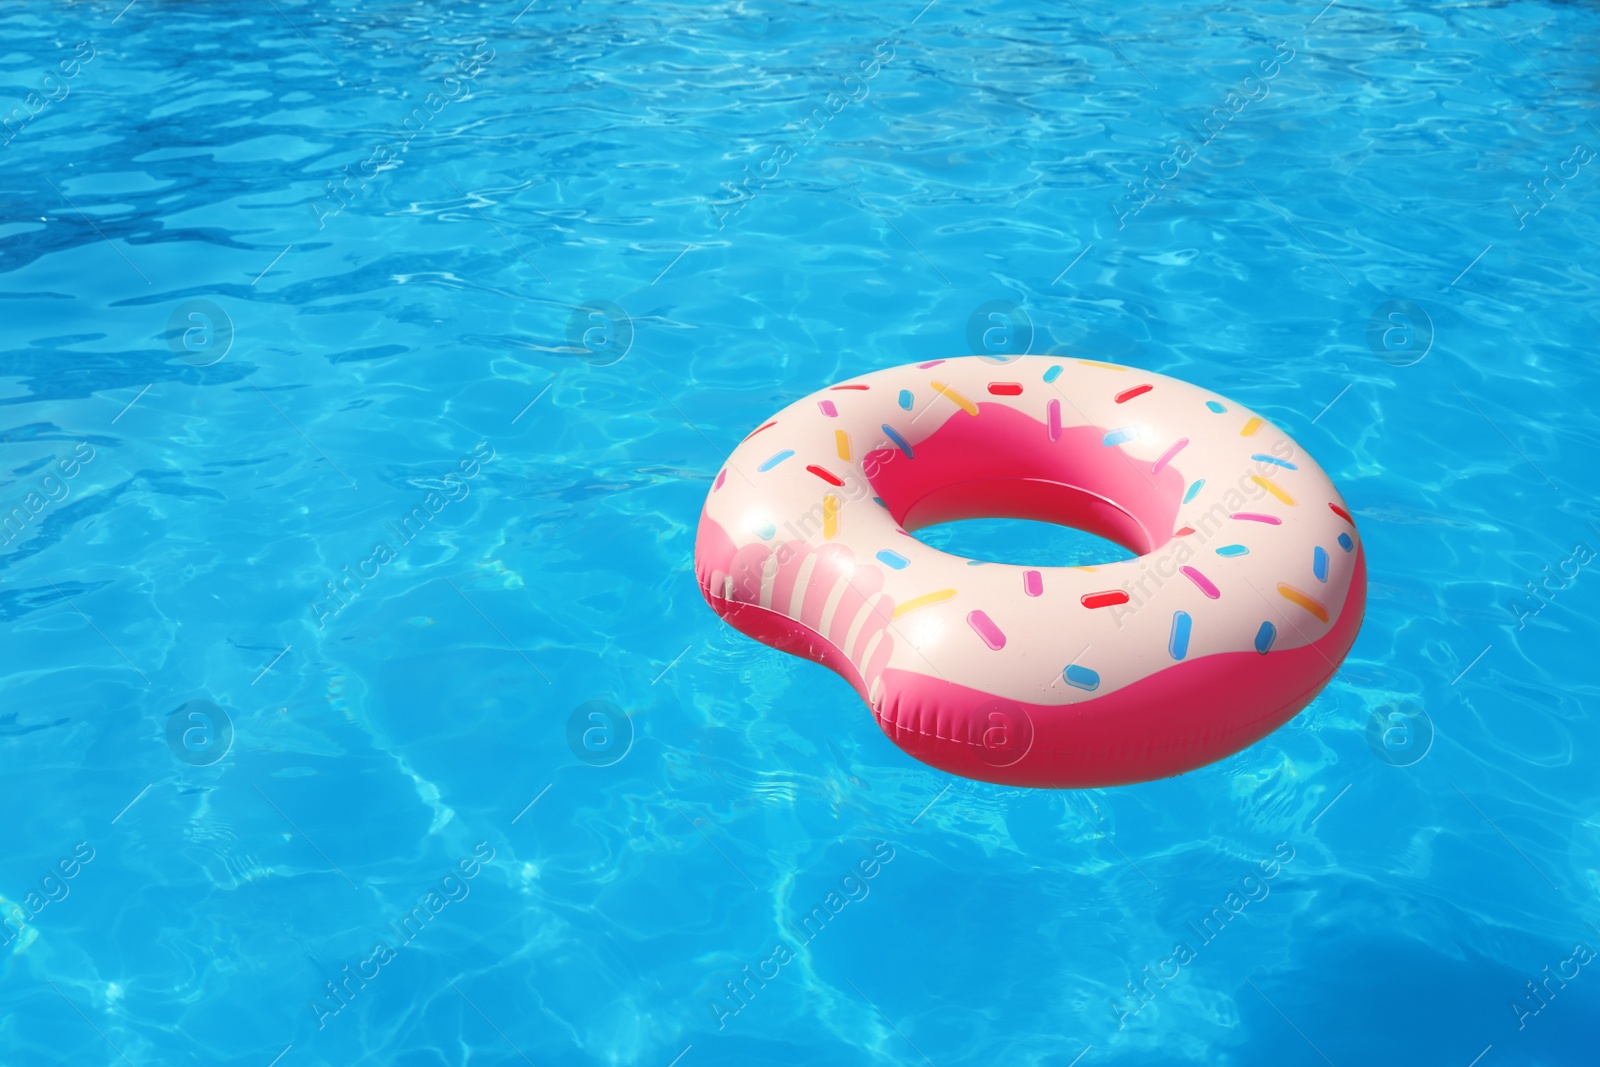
[1180,566,1220,599]
[1023,570,1043,597]
[1231,512,1282,525]
[1047,399,1062,442]
[967,610,1006,650]
[818,399,838,417]
[918,359,947,369]
[713,469,726,492]
[1151,437,1188,474]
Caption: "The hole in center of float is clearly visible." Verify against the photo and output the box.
[910,516,1138,568]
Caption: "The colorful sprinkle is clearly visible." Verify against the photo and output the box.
[1251,454,1298,470]
[1173,526,1195,536]
[1152,437,1188,474]
[1338,532,1354,552]
[1081,590,1130,609]
[1102,426,1139,447]
[745,420,777,440]
[818,399,838,417]
[1183,479,1205,503]
[1277,582,1329,623]
[830,384,870,390]
[822,495,840,539]
[1215,544,1249,557]
[1250,474,1296,506]
[1077,359,1126,370]
[898,389,913,410]
[966,559,985,566]
[1205,400,1227,413]
[1254,621,1277,654]
[876,550,909,569]
[713,469,727,492]
[1329,502,1354,525]
[1043,365,1064,383]
[1313,545,1329,582]
[758,450,794,472]
[1169,611,1192,660]
[893,589,956,618]
[1180,566,1220,599]
[835,430,851,461]
[1023,570,1043,597]
[1046,399,1062,442]
[1115,384,1154,403]
[1062,664,1101,691]
[917,359,946,369]
[1232,512,1282,525]
[872,496,888,509]
[967,610,1006,650]
[806,464,844,486]
[988,382,1023,395]
[882,424,914,458]
[931,380,979,416]
[756,522,775,540]
[1240,416,1264,436]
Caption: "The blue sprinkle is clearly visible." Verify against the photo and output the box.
[1169,611,1192,661]
[1205,400,1227,413]
[1063,664,1101,691]
[1338,532,1354,552]
[758,450,795,472]
[898,389,913,410]
[1255,621,1277,655]
[1043,365,1063,383]
[872,496,888,509]
[1215,544,1249,557]
[876,550,909,569]
[1183,479,1205,504]
[881,424,914,458]
[1251,454,1299,470]
[966,559,986,566]
[1102,427,1139,447]
[1313,545,1329,582]
[756,523,776,540]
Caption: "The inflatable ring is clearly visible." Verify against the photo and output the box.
[694,356,1365,788]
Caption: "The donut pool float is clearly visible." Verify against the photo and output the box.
[693,356,1365,788]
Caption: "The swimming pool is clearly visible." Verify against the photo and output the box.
[2,0,1597,1064]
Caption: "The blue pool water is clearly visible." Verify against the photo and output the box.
[3,1,1599,1064]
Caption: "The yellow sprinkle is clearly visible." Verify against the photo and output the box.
[835,430,851,461]
[892,588,957,618]
[1071,565,1098,572]
[1076,359,1127,370]
[1277,582,1329,623]
[1250,474,1296,506]
[930,380,979,416]
[823,494,840,540]
[1240,416,1264,436]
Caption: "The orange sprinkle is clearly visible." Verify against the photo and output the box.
[1277,582,1329,623]
[823,494,840,540]
[1076,359,1127,370]
[1240,416,1264,437]
[1251,474,1296,506]
[835,430,851,461]
[930,380,979,416]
